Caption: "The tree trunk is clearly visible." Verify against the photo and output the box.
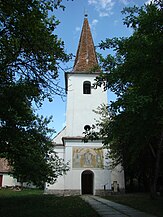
[150,132,163,199]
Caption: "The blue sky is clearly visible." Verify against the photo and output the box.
[37,0,152,136]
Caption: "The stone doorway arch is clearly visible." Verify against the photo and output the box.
[81,170,94,195]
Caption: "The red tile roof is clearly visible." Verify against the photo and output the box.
[73,16,98,72]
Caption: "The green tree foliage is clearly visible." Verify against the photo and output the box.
[0,0,70,186]
[0,81,69,186]
[0,0,70,96]
[87,0,163,197]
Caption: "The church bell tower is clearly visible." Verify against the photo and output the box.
[65,15,107,136]
[45,15,125,195]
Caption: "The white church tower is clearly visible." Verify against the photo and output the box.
[45,15,125,195]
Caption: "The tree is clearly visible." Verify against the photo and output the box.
[87,0,163,198]
[0,0,71,96]
[0,0,71,186]
[0,81,69,187]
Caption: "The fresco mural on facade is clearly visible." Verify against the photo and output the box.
[72,147,103,168]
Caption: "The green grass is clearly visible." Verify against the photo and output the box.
[0,189,100,217]
[0,188,43,197]
[103,193,163,217]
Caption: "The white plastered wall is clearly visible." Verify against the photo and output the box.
[1,173,17,187]
[49,139,113,193]
[66,73,107,136]
[45,146,65,190]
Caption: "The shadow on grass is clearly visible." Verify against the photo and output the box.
[103,193,163,217]
[0,189,100,217]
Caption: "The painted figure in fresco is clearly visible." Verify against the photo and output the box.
[73,148,103,168]
[84,151,93,166]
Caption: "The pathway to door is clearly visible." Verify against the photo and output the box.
[82,195,157,217]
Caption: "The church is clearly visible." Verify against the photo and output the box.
[45,15,125,196]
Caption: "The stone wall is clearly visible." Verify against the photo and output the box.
[44,189,80,196]
[44,188,125,196]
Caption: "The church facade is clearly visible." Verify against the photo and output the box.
[45,16,125,195]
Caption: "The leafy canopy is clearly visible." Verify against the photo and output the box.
[0,0,71,186]
[1,0,71,97]
[86,0,163,194]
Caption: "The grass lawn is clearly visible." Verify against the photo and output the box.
[0,189,100,217]
[103,193,163,217]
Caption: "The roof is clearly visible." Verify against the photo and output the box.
[73,15,98,72]
[62,136,103,146]
[52,126,66,146]
[0,158,11,173]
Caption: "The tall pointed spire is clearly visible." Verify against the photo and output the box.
[73,15,98,72]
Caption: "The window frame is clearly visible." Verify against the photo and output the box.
[83,81,91,94]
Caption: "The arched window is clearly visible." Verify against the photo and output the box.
[83,81,91,94]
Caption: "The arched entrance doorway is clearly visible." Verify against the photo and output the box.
[81,170,94,195]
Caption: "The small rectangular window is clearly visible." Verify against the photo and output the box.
[83,81,91,94]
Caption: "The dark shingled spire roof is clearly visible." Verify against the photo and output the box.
[73,15,98,72]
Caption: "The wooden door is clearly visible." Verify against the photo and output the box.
[81,170,93,195]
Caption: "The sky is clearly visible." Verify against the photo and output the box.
[37,0,153,137]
